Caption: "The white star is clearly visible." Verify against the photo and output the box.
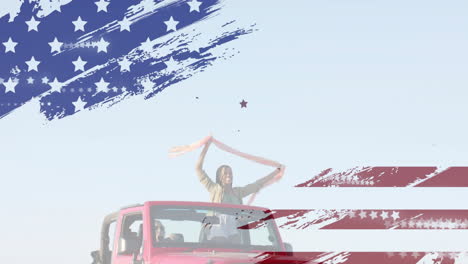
[72,16,87,32]
[95,0,110,12]
[164,16,179,32]
[359,211,367,219]
[3,78,18,93]
[72,96,87,112]
[380,211,389,220]
[42,77,50,84]
[96,38,109,53]
[140,37,153,52]
[415,220,423,228]
[27,77,34,84]
[72,56,87,72]
[187,0,202,12]
[25,17,40,32]
[3,37,18,53]
[369,211,378,219]
[95,77,110,93]
[26,56,41,72]
[140,78,155,91]
[49,78,63,93]
[118,57,132,72]
[118,17,131,32]
[51,2,62,13]
[164,56,178,71]
[391,211,400,221]
[400,220,408,228]
[48,37,63,53]
[188,45,200,53]
[423,221,431,229]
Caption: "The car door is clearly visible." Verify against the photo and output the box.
[112,209,144,264]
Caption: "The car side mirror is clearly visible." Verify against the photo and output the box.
[118,237,140,255]
[283,242,293,256]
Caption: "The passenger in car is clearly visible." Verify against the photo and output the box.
[154,220,166,243]
[154,220,185,243]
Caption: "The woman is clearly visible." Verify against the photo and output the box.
[195,137,283,205]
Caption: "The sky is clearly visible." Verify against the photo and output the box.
[0,0,468,264]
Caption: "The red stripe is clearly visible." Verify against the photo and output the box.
[295,167,468,187]
[255,252,460,264]
[262,210,468,230]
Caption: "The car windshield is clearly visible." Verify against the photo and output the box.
[150,205,281,251]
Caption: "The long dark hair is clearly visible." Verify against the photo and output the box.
[216,165,232,184]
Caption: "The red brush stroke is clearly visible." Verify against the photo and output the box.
[251,210,468,230]
[296,167,468,187]
[416,167,468,187]
[255,252,460,264]
[319,210,468,230]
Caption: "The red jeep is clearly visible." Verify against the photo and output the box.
[91,201,299,264]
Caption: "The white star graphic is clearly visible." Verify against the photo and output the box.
[140,78,155,91]
[359,211,367,219]
[25,17,40,31]
[96,38,109,53]
[187,0,202,12]
[164,56,178,71]
[72,96,87,112]
[380,211,389,220]
[27,77,34,84]
[3,37,18,53]
[3,78,18,93]
[48,37,63,53]
[49,78,63,93]
[400,220,408,228]
[188,45,200,53]
[369,211,378,219]
[72,56,87,72]
[95,77,110,93]
[51,2,62,13]
[164,16,179,32]
[140,37,153,52]
[26,56,41,72]
[118,17,131,32]
[391,211,400,221]
[95,0,110,12]
[72,16,87,32]
[42,77,50,84]
[118,57,132,72]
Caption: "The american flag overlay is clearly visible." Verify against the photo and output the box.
[0,0,255,120]
[261,167,468,264]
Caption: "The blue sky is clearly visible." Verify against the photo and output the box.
[1,0,468,263]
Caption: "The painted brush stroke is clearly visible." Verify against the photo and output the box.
[295,167,468,187]
[265,166,468,264]
[0,0,256,120]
